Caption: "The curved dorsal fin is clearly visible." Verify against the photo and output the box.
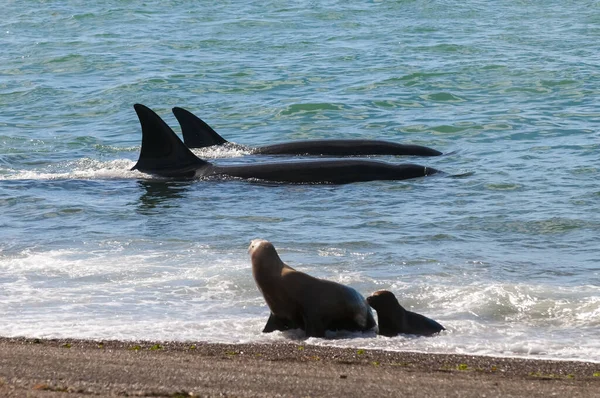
[132,104,208,177]
[172,107,228,148]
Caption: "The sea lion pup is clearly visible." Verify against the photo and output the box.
[249,239,376,338]
[366,290,445,337]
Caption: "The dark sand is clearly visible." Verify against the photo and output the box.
[1,337,599,397]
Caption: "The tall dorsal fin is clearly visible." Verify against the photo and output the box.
[132,104,208,177]
[172,107,228,148]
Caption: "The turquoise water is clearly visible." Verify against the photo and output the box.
[1,1,599,361]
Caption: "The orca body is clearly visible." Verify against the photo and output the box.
[131,104,441,184]
[171,107,443,157]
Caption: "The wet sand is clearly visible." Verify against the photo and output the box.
[1,337,599,397]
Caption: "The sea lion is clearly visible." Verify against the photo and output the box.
[248,239,376,337]
[366,290,445,337]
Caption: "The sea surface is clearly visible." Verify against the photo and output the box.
[1,1,599,362]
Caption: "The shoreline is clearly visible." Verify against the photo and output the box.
[1,337,599,397]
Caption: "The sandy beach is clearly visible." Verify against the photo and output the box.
[1,337,598,397]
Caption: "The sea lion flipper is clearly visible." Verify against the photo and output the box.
[303,314,326,338]
[262,313,296,333]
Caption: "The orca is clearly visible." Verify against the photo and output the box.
[131,104,442,184]
[171,107,442,157]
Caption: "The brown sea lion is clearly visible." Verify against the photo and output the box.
[366,290,445,337]
[249,239,376,338]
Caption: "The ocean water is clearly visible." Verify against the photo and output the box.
[1,1,599,362]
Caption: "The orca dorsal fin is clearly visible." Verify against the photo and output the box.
[132,104,208,178]
[172,107,228,148]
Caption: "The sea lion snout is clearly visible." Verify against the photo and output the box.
[366,295,377,306]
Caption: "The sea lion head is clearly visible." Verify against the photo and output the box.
[366,290,405,314]
[248,239,284,276]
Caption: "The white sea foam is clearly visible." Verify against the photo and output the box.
[0,159,141,180]
[1,247,599,362]
[191,143,251,159]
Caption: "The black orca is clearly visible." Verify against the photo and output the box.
[131,104,442,184]
[171,107,443,157]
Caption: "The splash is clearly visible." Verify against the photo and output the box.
[192,143,251,159]
[0,158,141,180]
